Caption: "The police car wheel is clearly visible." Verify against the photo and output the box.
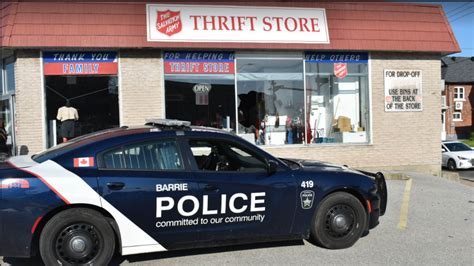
[311,192,367,249]
[39,208,115,266]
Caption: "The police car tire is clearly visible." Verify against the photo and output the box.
[39,208,116,266]
[311,192,367,249]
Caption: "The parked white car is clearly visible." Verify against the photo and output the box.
[441,141,474,170]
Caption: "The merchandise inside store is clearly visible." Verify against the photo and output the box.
[45,75,119,147]
[164,51,370,146]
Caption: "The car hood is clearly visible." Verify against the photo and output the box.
[448,150,474,159]
[281,158,362,174]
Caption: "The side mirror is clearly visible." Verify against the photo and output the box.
[441,148,446,153]
[266,159,278,176]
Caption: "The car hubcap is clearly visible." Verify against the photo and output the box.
[325,204,356,238]
[55,223,101,264]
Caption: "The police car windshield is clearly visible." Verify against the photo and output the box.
[32,127,126,162]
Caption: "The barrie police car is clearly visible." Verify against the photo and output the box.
[0,119,387,265]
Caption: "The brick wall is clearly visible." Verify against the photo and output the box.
[263,52,442,175]
[14,50,45,154]
[444,84,473,139]
[120,50,164,126]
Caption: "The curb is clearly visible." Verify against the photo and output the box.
[440,171,460,182]
[382,171,410,180]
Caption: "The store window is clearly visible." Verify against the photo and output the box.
[1,57,15,95]
[164,51,236,130]
[236,54,304,145]
[164,51,371,146]
[305,52,370,144]
[454,87,464,100]
[43,52,119,147]
[5,59,15,94]
[1,57,16,155]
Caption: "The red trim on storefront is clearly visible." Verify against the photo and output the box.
[0,2,460,54]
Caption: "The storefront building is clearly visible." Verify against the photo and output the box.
[0,2,460,174]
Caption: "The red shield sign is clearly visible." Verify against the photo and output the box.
[334,63,348,79]
[156,10,182,36]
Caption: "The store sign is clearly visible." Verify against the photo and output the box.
[164,51,235,74]
[334,63,348,79]
[305,52,368,63]
[43,52,118,76]
[384,70,422,112]
[147,4,329,44]
[193,83,211,105]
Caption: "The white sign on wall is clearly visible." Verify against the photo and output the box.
[384,70,423,112]
[146,4,329,43]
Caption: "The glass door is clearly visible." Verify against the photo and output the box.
[0,95,15,155]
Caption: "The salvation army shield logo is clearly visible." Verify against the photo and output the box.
[300,190,315,209]
[334,63,348,79]
[156,10,182,36]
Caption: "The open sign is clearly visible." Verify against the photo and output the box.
[193,83,212,94]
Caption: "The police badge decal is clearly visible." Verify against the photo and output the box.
[300,190,315,209]
[156,10,182,36]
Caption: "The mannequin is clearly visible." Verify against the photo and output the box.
[56,100,79,142]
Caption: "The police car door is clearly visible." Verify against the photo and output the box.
[183,138,297,242]
[97,138,200,250]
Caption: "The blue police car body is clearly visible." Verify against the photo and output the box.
[0,121,387,265]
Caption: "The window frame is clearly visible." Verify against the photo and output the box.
[183,136,273,173]
[97,138,186,172]
[452,112,462,122]
[453,87,465,101]
[163,51,372,147]
[2,56,16,95]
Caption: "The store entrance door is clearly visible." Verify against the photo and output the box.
[45,75,119,147]
[0,95,15,155]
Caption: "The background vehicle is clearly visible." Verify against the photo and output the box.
[441,141,474,170]
[0,120,387,265]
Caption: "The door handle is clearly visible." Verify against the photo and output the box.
[107,182,125,190]
[204,184,219,192]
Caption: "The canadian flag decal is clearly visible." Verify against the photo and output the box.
[74,157,95,168]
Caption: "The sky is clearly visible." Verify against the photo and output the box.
[434,2,474,57]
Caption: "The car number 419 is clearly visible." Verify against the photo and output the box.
[301,181,314,188]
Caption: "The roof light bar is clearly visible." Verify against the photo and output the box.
[145,118,191,128]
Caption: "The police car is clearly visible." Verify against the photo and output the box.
[0,119,387,265]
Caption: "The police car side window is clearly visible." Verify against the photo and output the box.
[189,140,267,172]
[102,140,183,170]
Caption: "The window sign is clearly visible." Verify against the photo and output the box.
[305,52,368,64]
[147,4,329,44]
[43,52,118,75]
[164,51,236,131]
[384,70,422,112]
[164,51,235,74]
[193,83,212,105]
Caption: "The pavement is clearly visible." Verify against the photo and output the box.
[2,172,473,265]
[458,169,474,182]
